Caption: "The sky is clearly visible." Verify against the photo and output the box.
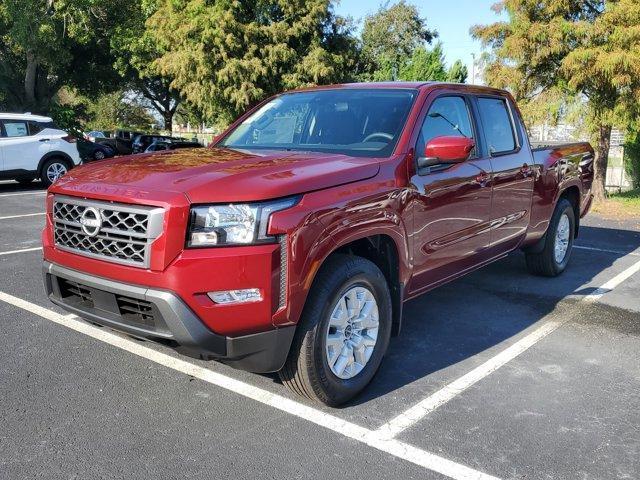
[333,0,505,83]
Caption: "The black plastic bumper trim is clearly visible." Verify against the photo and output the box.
[42,261,295,373]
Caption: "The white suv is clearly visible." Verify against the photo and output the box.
[0,113,81,187]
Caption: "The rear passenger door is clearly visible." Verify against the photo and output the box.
[474,96,535,253]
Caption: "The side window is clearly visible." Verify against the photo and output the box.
[477,97,517,154]
[2,120,29,137]
[417,96,474,155]
[28,121,44,135]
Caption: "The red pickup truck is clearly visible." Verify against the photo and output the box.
[42,82,594,405]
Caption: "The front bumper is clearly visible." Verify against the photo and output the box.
[43,261,295,373]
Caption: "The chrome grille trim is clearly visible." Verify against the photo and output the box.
[53,195,164,268]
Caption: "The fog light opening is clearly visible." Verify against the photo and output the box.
[207,289,262,305]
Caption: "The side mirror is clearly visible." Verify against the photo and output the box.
[417,136,475,170]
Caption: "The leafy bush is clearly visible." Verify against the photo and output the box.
[624,131,640,189]
[48,102,88,137]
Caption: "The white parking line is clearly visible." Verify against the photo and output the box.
[574,245,640,257]
[583,259,640,302]
[375,255,640,439]
[0,291,500,480]
[0,212,45,221]
[0,247,42,256]
[375,321,563,440]
[0,191,46,198]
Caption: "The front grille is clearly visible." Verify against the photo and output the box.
[53,195,164,268]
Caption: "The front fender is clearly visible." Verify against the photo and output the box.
[269,176,412,328]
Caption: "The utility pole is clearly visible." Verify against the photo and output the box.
[471,53,476,85]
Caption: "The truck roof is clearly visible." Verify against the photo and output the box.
[288,81,510,96]
[0,112,53,122]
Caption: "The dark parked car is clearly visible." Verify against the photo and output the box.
[77,138,116,161]
[144,140,202,153]
[132,134,175,153]
[95,130,143,155]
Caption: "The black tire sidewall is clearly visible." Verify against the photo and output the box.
[306,259,392,405]
[547,199,575,274]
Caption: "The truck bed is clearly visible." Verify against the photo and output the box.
[530,141,594,173]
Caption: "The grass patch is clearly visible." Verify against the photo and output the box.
[592,188,640,219]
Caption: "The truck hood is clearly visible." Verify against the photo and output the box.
[53,147,380,203]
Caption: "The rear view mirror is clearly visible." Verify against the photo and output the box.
[417,136,475,170]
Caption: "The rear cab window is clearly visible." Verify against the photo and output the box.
[476,97,518,155]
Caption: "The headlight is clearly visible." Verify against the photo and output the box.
[188,197,298,247]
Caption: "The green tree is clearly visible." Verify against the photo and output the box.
[361,0,436,81]
[0,0,132,113]
[146,0,359,124]
[398,43,468,83]
[473,0,640,201]
[86,91,155,131]
[398,44,446,81]
[111,0,181,130]
[446,60,468,83]
[624,130,640,189]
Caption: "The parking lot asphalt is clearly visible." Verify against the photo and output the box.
[1,180,639,480]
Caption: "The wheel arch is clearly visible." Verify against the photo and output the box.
[524,186,581,254]
[559,185,581,238]
[330,234,405,336]
[37,151,74,177]
[299,228,409,337]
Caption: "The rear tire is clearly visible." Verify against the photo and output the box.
[278,254,392,406]
[93,149,106,160]
[40,157,70,187]
[525,198,575,277]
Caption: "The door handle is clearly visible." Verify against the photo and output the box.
[39,138,50,142]
[475,170,490,186]
[521,163,532,177]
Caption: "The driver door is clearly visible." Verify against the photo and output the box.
[408,94,494,295]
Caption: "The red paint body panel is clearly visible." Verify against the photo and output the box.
[43,82,594,347]
[54,148,380,204]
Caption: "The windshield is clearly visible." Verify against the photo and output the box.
[220,89,417,157]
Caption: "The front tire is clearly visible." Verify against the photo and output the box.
[525,198,575,277]
[279,254,392,406]
[93,149,106,160]
[40,158,70,187]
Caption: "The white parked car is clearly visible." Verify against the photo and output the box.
[0,113,81,187]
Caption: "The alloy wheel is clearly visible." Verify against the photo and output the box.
[325,286,379,380]
[554,213,571,264]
